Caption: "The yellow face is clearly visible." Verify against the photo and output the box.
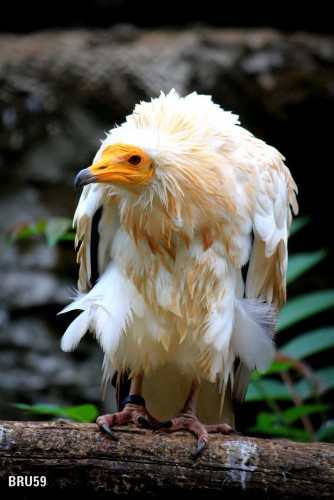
[75,143,155,190]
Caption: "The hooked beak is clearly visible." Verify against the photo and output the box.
[74,168,97,189]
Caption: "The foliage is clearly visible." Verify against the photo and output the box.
[5,217,75,247]
[7,217,94,423]
[245,216,334,442]
[10,403,98,423]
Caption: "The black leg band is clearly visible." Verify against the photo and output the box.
[121,395,145,410]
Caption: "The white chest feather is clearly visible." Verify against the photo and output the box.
[61,205,275,386]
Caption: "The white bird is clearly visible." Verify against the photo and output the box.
[60,89,298,457]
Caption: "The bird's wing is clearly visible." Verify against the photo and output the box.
[246,148,298,308]
[233,146,298,407]
[74,184,123,293]
[74,184,105,293]
[74,184,131,409]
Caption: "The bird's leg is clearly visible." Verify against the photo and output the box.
[155,378,233,458]
[96,373,159,440]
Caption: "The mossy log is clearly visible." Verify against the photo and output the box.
[0,420,333,498]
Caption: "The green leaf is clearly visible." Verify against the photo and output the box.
[316,366,334,389]
[248,424,311,441]
[5,219,47,244]
[296,380,319,400]
[59,404,99,423]
[289,216,311,237]
[45,217,72,247]
[277,289,334,331]
[5,217,74,246]
[287,249,327,285]
[254,412,278,426]
[280,327,334,360]
[10,403,98,423]
[262,360,295,375]
[249,361,294,380]
[44,217,73,247]
[315,419,334,441]
[282,404,332,424]
[58,232,76,242]
[245,379,292,402]
[11,403,63,415]
[296,366,334,400]
[248,412,311,440]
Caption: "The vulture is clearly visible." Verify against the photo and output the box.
[60,90,298,457]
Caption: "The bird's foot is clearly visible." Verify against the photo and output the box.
[154,411,234,459]
[96,395,159,440]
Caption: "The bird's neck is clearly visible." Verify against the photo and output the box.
[110,185,230,263]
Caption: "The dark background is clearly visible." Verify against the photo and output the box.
[1,1,332,35]
[2,1,331,271]
[6,2,330,293]
[2,3,333,269]
[0,0,334,434]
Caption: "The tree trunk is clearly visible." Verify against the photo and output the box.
[0,420,333,498]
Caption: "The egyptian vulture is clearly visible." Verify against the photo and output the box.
[60,90,298,457]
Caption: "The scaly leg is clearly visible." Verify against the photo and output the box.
[155,378,234,458]
[96,373,159,440]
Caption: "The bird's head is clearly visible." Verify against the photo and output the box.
[74,143,155,191]
[73,91,240,217]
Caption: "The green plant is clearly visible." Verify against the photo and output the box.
[5,217,74,247]
[245,216,334,442]
[6,218,91,424]
[10,403,98,423]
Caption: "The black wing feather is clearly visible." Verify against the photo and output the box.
[90,206,103,287]
[90,206,131,410]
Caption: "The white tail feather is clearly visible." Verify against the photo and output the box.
[231,298,277,373]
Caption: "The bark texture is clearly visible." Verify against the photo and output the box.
[0,420,333,499]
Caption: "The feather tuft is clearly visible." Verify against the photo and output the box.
[60,309,90,352]
[231,298,277,373]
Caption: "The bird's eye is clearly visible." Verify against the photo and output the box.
[128,155,142,166]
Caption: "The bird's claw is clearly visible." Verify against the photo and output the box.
[99,422,118,441]
[137,416,154,429]
[193,439,207,459]
[153,420,173,431]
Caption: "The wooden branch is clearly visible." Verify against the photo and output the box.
[0,420,333,498]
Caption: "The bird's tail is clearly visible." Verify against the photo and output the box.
[232,298,277,374]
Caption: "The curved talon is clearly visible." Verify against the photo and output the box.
[99,422,118,441]
[138,416,153,428]
[153,420,173,431]
[193,439,207,459]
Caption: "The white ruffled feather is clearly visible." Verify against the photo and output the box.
[60,89,298,422]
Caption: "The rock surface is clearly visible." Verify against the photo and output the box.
[0,27,333,421]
